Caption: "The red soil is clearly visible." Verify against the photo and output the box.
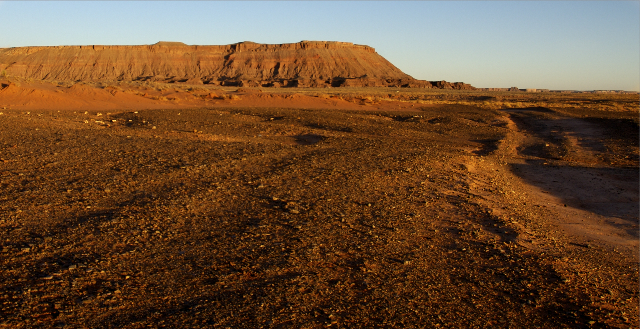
[0,80,423,112]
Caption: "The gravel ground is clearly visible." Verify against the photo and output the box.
[0,103,637,328]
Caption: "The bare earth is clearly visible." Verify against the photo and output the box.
[0,80,638,328]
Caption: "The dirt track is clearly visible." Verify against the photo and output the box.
[0,87,638,328]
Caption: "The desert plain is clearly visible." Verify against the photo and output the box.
[0,41,639,328]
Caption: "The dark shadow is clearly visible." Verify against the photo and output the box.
[504,111,620,160]
[473,139,500,156]
[392,115,423,122]
[509,160,639,231]
[304,123,353,133]
[265,115,286,121]
[259,195,288,212]
[111,112,155,129]
[426,117,453,124]
[469,96,496,101]
[583,117,639,145]
[294,134,325,145]
[501,106,553,113]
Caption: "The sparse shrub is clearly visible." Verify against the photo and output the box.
[186,86,208,93]
[103,85,123,96]
[104,85,123,91]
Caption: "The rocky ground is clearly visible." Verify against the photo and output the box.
[0,85,638,328]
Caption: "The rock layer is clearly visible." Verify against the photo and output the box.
[0,41,474,89]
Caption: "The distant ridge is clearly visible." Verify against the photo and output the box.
[0,41,474,89]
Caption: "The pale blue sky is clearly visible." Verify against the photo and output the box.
[0,1,638,91]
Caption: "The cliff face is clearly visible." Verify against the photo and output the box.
[0,41,474,89]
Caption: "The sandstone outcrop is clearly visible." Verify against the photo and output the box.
[0,41,474,89]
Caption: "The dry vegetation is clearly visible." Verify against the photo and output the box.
[3,75,637,113]
[290,88,639,112]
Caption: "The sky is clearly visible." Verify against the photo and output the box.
[0,1,638,91]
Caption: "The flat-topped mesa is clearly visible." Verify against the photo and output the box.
[0,41,474,89]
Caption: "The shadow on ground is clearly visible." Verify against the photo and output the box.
[510,160,639,238]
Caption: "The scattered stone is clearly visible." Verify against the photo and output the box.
[0,87,635,327]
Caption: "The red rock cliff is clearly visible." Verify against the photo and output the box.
[0,41,474,89]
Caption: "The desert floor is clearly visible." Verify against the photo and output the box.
[1,80,638,328]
